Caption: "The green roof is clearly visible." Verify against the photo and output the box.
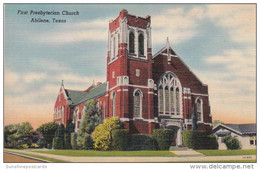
[65,82,107,106]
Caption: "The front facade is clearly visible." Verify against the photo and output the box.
[54,10,212,146]
[213,124,256,150]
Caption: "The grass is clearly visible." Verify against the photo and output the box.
[196,149,256,156]
[5,150,68,163]
[33,150,177,157]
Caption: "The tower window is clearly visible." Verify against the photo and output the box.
[133,90,142,118]
[112,92,116,117]
[129,32,135,54]
[138,33,144,56]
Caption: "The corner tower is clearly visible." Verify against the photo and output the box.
[106,9,155,134]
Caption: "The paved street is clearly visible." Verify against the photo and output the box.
[4,149,256,163]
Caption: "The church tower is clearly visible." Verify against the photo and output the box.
[106,9,156,134]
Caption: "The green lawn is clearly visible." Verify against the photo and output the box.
[196,149,256,156]
[34,150,177,157]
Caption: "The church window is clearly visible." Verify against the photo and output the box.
[176,88,180,115]
[157,72,182,116]
[129,32,135,54]
[170,87,175,114]
[103,102,106,119]
[196,98,203,121]
[138,33,144,56]
[165,86,169,114]
[113,36,116,59]
[158,85,164,114]
[112,91,116,117]
[133,89,142,118]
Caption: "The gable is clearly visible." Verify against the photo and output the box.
[152,50,208,94]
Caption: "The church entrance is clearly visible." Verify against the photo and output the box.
[159,118,183,146]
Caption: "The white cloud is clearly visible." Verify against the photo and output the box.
[24,72,47,83]
[152,7,205,45]
[206,4,256,43]
[196,48,256,123]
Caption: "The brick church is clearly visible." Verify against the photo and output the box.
[54,9,212,146]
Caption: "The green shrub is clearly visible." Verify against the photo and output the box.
[52,124,65,149]
[128,134,158,151]
[223,135,241,150]
[71,133,77,150]
[64,133,71,149]
[22,144,29,149]
[182,130,218,150]
[31,143,39,148]
[52,137,64,149]
[153,129,175,150]
[111,129,129,151]
[91,117,123,150]
[77,133,93,150]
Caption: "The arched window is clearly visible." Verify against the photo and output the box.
[165,86,169,114]
[170,87,174,114]
[73,109,79,130]
[61,106,64,123]
[157,72,182,116]
[176,88,180,115]
[138,33,144,56]
[129,32,135,54]
[112,92,116,117]
[196,98,203,122]
[158,85,164,114]
[113,36,116,58]
[133,90,142,118]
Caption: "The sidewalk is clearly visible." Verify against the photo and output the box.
[4,149,256,163]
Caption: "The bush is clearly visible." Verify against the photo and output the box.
[128,134,158,151]
[52,124,65,149]
[31,143,39,148]
[52,137,64,149]
[111,129,129,151]
[22,144,29,149]
[37,122,59,148]
[182,130,218,150]
[91,117,123,150]
[77,133,93,150]
[153,129,175,150]
[64,133,71,149]
[64,120,75,149]
[223,135,241,150]
[71,133,77,150]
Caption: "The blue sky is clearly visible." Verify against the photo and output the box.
[4,4,256,128]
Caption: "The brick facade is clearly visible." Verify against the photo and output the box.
[54,9,212,145]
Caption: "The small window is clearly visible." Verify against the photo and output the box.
[138,33,144,56]
[129,32,135,54]
[136,69,140,77]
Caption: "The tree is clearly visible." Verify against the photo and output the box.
[223,135,241,150]
[64,120,75,149]
[4,122,34,148]
[53,124,65,149]
[76,100,101,150]
[37,122,59,148]
[91,117,123,150]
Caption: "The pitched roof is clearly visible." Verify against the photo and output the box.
[224,124,256,134]
[65,82,107,106]
[213,123,256,135]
